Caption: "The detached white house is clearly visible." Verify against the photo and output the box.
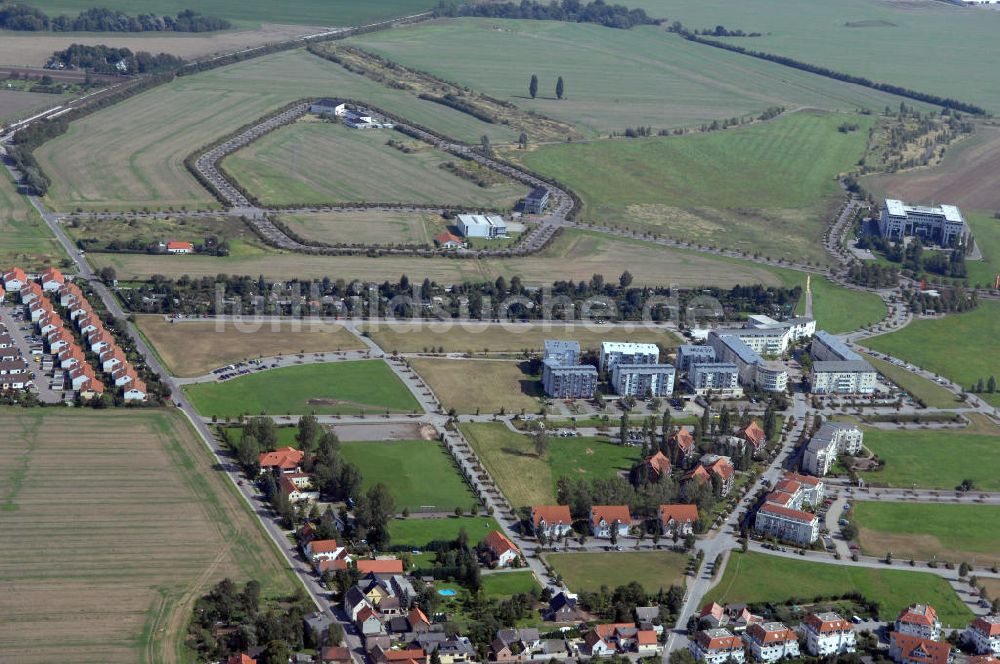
[590,505,631,539]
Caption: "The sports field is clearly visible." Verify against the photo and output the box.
[706,552,972,626]
[863,355,956,409]
[223,120,527,207]
[350,19,926,136]
[277,210,446,246]
[409,358,542,415]
[183,360,422,417]
[546,551,688,593]
[513,111,872,264]
[387,515,503,548]
[365,321,678,355]
[865,302,1000,407]
[88,228,794,287]
[0,169,64,270]
[857,426,1000,492]
[459,422,640,507]
[339,439,477,512]
[625,0,1000,115]
[854,501,1000,568]
[796,276,887,334]
[36,49,516,212]
[136,315,365,377]
[0,409,297,663]
[27,0,434,28]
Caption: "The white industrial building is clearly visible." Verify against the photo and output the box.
[612,363,676,397]
[802,422,864,476]
[599,341,659,372]
[879,198,968,247]
[457,214,508,239]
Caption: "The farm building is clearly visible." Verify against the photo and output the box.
[165,241,194,254]
[435,232,464,249]
[457,214,507,239]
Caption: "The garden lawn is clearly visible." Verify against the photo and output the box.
[857,427,1000,492]
[546,552,689,593]
[854,502,1000,568]
[339,440,476,512]
[388,516,502,548]
[795,276,886,334]
[513,110,872,264]
[183,360,421,417]
[706,552,972,626]
[409,358,542,415]
[459,422,639,508]
[481,571,540,599]
[865,302,1000,407]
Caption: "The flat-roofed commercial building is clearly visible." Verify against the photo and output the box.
[879,198,968,247]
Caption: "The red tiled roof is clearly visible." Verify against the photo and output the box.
[706,457,734,481]
[227,655,256,664]
[484,530,520,557]
[356,559,404,575]
[166,241,194,251]
[41,267,64,283]
[408,607,430,627]
[890,632,951,664]
[659,504,698,526]
[741,421,766,447]
[645,451,672,476]
[435,232,463,245]
[782,471,821,487]
[696,630,742,651]
[700,603,725,621]
[670,428,695,453]
[637,630,657,645]
[308,539,340,554]
[356,606,380,624]
[595,623,636,640]
[3,267,26,282]
[971,616,1000,637]
[591,505,632,527]
[805,612,851,633]
[258,446,304,470]
[897,604,938,627]
[747,622,796,644]
[322,646,353,662]
[683,465,711,484]
[532,505,572,528]
[759,502,817,524]
[317,558,349,573]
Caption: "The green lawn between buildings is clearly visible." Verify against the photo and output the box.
[865,301,1000,407]
[184,360,421,418]
[481,571,541,599]
[706,552,972,626]
[857,427,1000,492]
[388,516,503,548]
[460,422,640,508]
[853,502,1000,568]
[795,276,887,335]
[546,551,689,593]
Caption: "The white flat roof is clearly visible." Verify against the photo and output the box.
[601,341,660,353]
[884,198,964,223]
[457,214,506,228]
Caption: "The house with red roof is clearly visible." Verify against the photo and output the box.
[658,504,699,537]
[889,632,952,664]
[801,612,855,656]
[482,530,521,568]
[964,616,1000,656]
[58,345,86,370]
[20,282,44,305]
[644,450,672,479]
[896,604,941,641]
[745,622,799,662]
[683,454,734,498]
[669,428,697,460]
[112,364,139,387]
[258,446,305,473]
[40,267,65,291]
[435,232,464,249]
[279,473,319,503]
[165,240,194,254]
[227,654,257,664]
[356,605,385,636]
[740,421,767,454]
[590,505,631,539]
[100,346,127,373]
[690,628,745,663]
[321,646,354,664]
[531,504,573,539]
[123,380,147,401]
[355,558,404,576]
[3,267,27,291]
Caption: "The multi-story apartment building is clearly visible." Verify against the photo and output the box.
[745,314,816,343]
[754,472,824,545]
[896,604,942,641]
[599,341,660,372]
[690,629,745,664]
[708,332,788,393]
[676,344,716,372]
[745,622,800,663]
[964,616,1000,656]
[802,422,864,476]
[801,612,856,656]
[612,363,676,397]
[688,362,741,395]
[889,632,952,664]
[543,339,581,366]
[879,198,968,247]
[541,359,597,398]
[811,330,863,362]
[809,330,876,394]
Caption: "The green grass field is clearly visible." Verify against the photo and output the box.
[350,19,927,136]
[865,302,1000,407]
[388,516,502,548]
[854,501,1000,567]
[277,210,446,246]
[622,0,1000,115]
[460,422,639,507]
[339,439,477,512]
[546,551,689,593]
[223,120,527,207]
[857,426,1000,492]
[796,276,887,334]
[963,213,1000,289]
[36,49,516,212]
[26,0,434,28]
[481,571,540,598]
[0,168,65,270]
[863,355,957,409]
[706,552,972,626]
[183,360,421,417]
[512,111,872,264]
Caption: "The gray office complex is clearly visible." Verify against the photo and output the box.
[612,363,676,397]
[542,358,598,398]
[676,344,716,372]
[878,198,968,247]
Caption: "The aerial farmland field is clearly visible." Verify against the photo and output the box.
[223,120,528,207]
[277,210,446,246]
[0,169,64,270]
[349,18,928,136]
[0,409,297,664]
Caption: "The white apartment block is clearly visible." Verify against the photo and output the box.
[801,612,856,656]
[745,622,800,663]
[811,361,877,395]
[879,198,968,247]
[896,604,942,641]
[676,344,716,372]
[964,616,1000,655]
[708,332,788,393]
[599,341,659,372]
[803,422,864,476]
[688,362,741,395]
[811,331,862,362]
[690,629,746,664]
[612,363,676,397]
[754,503,819,545]
[745,315,816,344]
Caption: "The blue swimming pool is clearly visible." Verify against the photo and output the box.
[438,588,457,597]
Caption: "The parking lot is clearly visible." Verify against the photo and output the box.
[0,303,68,404]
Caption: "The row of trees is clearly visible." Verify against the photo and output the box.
[435,0,657,30]
[50,44,184,75]
[0,5,230,32]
